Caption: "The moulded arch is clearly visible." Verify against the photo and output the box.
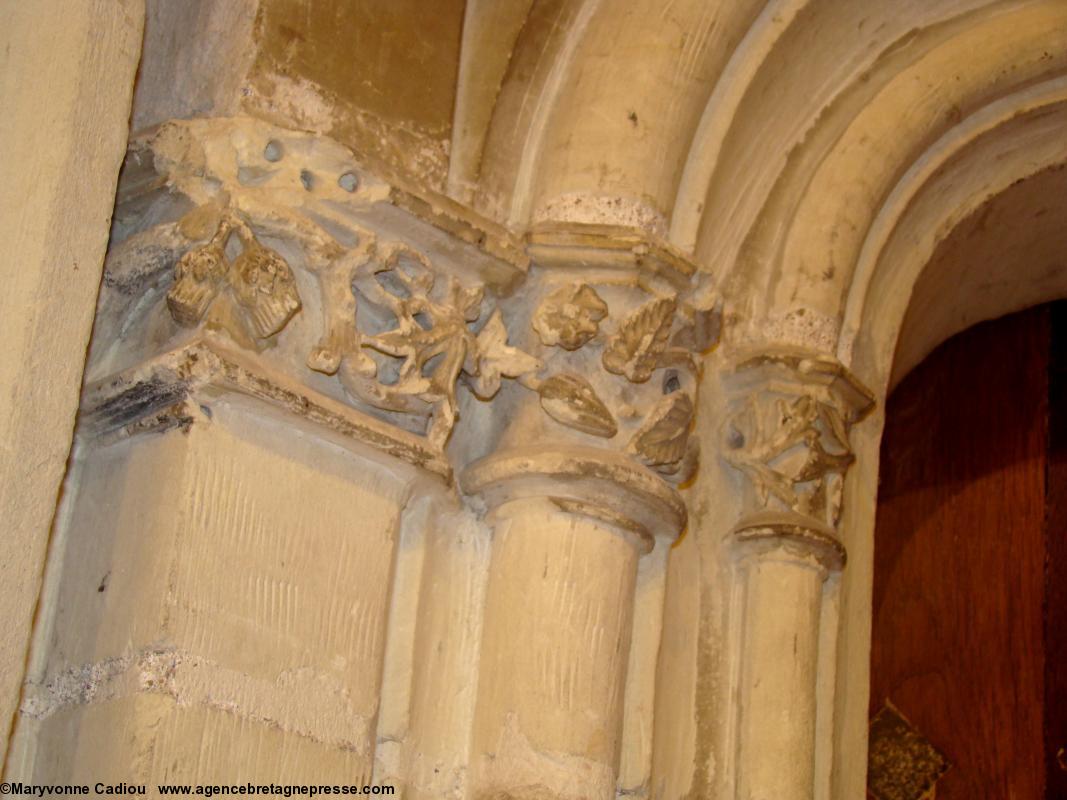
[843,83,1067,390]
[795,77,1067,800]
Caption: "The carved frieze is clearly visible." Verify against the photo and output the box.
[307,240,542,450]
[93,117,721,541]
[512,271,715,486]
[94,117,541,455]
[519,268,716,481]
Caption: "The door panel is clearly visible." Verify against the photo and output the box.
[1047,303,1067,798]
[870,306,1049,798]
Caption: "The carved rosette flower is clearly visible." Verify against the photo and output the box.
[531,283,608,350]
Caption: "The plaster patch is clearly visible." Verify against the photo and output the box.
[533,193,668,238]
[21,647,371,752]
[750,307,840,353]
[244,74,338,135]
[473,713,614,799]
[405,748,467,800]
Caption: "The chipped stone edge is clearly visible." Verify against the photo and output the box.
[123,117,530,281]
[79,338,452,480]
[730,343,876,422]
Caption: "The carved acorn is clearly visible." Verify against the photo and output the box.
[537,372,618,438]
[166,243,228,327]
[230,242,302,338]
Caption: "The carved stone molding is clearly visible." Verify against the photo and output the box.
[91,117,720,549]
[721,347,875,566]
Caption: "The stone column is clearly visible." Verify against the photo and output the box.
[721,349,873,800]
[0,0,143,758]
[459,229,719,800]
[462,460,682,800]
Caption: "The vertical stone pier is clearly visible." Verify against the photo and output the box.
[10,347,426,784]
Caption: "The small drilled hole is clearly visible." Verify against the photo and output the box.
[338,171,359,192]
[726,427,745,449]
[263,140,283,162]
[300,169,315,191]
[663,370,681,394]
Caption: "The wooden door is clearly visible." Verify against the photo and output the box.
[868,304,1065,798]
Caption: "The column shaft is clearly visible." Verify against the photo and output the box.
[736,552,826,800]
[470,498,639,800]
[401,506,492,798]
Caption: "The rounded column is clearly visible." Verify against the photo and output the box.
[733,522,845,800]
[457,236,716,799]
[721,349,873,800]
[462,449,686,800]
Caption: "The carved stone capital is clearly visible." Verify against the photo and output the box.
[721,347,874,567]
[459,223,720,545]
[93,118,720,549]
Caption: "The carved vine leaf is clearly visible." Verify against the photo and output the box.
[356,268,478,448]
[307,246,541,451]
[166,216,302,342]
[467,311,542,400]
[537,373,618,438]
[602,297,676,383]
[531,283,609,350]
[628,392,694,469]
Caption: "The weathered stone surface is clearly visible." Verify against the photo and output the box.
[11,2,1067,797]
